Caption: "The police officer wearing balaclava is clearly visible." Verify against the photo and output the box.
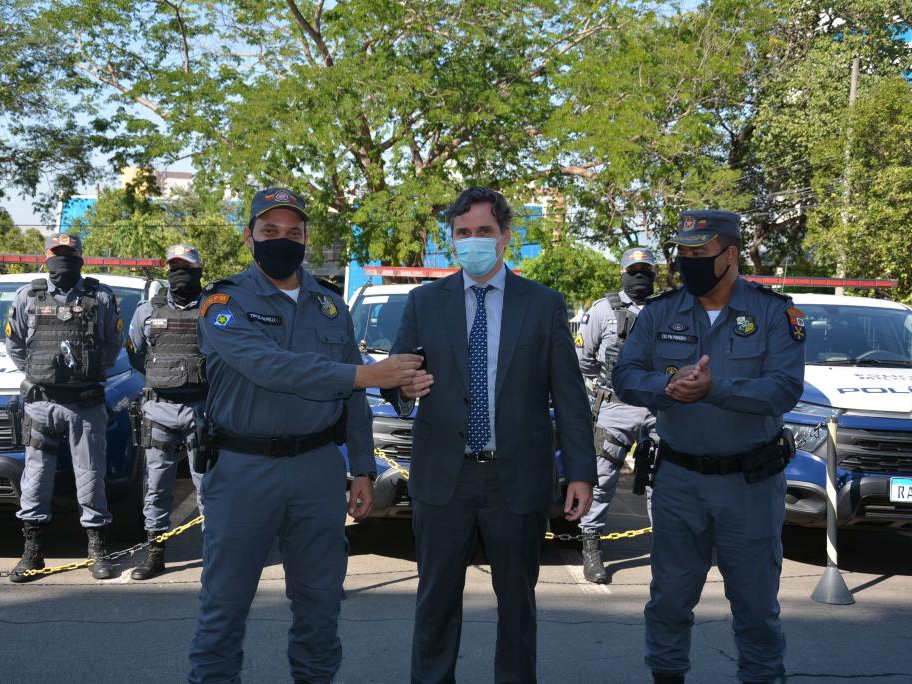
[126,244,207,580]
[613,210,804,683]
[575,247,659,583]
[6,233,123,582]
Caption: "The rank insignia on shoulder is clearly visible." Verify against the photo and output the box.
[574,333,584,348]
[581,313,589,325]
[317,294,339,319]
[786,307,806,342]
[212,309,234,329]
[200,293,230,316]
[734,315,756,337]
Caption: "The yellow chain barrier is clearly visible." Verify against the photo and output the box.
[16,515,205,579]
[374,448,650,543]
[375,447,409,480]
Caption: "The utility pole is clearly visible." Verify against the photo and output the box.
[837,55,859,296]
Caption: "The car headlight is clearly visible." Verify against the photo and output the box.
[365,392,389,407]
[785,401,837,453]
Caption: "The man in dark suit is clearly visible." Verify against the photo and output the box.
[385,187,596,684]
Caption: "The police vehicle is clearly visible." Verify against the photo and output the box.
[0,268,162,539]
[347,281,569,519]
[783,292,912,528]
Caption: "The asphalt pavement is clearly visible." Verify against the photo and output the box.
[1,474,910,683]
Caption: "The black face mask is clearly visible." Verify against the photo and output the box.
[168,267,203,306]
[252,238,306,281]
[676,248,730,297]
[622,270,656,304]
[46,255,84,292]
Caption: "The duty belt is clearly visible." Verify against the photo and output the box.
[25,383,105,406]
[658,438,786,477]
[144,387,208,404]
[214,426,336,458]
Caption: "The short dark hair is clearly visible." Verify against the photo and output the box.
[445,187,513,233]
[716,234,741,251]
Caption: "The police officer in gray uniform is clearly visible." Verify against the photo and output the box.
[613,210,804,684]
[187,188,422,684]
[127,244,207,580]
[576,246,658,583]
[6,233,123,582]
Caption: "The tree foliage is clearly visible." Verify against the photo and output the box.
[521,241,620,308]
[3,1,912,298]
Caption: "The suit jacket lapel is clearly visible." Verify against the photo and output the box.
[495,269,529,399]
[443,272,470,392]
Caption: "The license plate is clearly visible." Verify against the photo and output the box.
[889,477,912,503]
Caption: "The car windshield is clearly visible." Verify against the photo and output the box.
[802,302,912,367]
[0,280,144,340]
[351,293,409,353]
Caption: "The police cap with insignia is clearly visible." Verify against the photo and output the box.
[45,232,83,257]
[166,243,203,267]
[620,247,656,269]
[249,188,309,224]
[666,210,741,248]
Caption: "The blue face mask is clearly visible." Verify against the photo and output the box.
[454,237,500,278]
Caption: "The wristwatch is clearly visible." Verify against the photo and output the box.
[354,471,377,482]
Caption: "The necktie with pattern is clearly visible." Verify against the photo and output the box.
[467,285,491,452]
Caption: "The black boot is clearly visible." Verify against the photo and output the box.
[10,523,46,583]
[581,536,607,583]
[131,532,166,580]
[86,526,115,580]
[653,672,685,684]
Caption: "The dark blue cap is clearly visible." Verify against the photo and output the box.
[249,188,308,224]
[621,247,656,269]
[666,210,741,247]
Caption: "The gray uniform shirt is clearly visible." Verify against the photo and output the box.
[5,276,122,374]
[612,278,805,456]
[197,265,374,476]
[577,290,643,381]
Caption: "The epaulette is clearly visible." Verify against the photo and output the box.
[748,281,792,302]
[201,278,235,295]
[644,285,683,305]
[82,276,99,294]
[29,278,48,295]
[315,277,343,296]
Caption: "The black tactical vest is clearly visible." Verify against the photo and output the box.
[26,278,104,386]
[144,292,206,390]
[601,292,637,386]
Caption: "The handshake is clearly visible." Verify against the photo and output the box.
[354,352,435,399]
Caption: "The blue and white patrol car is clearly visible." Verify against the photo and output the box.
[784,293,912,528]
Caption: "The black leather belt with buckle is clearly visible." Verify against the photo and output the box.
[464,450,496,462]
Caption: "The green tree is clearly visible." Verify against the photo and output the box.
[521,241,619,308]
[28,0,618,265]
[0,208,47,273]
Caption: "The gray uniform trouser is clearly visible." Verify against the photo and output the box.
[188,443,349,684]
[579,399,655,533]
[141,399,205,531]
[646,461,787,682]
[17,399,110,528]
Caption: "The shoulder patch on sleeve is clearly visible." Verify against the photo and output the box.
[116,318,124,333]
[785,307,806,343]
[200,293,230,317]
[4,320,11,337]
[574,332,584,348]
